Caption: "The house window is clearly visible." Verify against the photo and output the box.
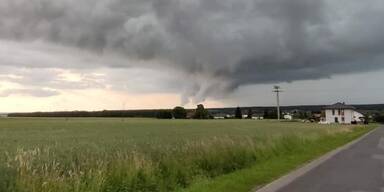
[341,110,344,116]
[332,109,335,115]
[335,117,339,123]
[342,117,345,122]
[338,109,341,115]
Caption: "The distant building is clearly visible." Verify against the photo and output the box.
[283,114,293,120]
[323,102,364,124]
[0,114,7,118]
[252,116,264,120]
[213,113,230,119]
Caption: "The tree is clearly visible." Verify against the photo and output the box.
[194,104,209,119]
[374,114,384,123]
[263,109,277,119]
[235,107,242,119]
[247,108,253,119]
[172,106,187,119]
[298,111,309,119]
[156,110,173,119]
[263,109,269,119]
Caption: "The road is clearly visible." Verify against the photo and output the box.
[273,126,384,192]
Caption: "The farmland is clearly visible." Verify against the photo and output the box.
[0,118,375,192]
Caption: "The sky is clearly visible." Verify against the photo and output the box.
[0,0,384,112]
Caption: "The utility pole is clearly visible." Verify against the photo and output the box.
[273,86,282,120]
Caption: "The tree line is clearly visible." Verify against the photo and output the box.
[156,104,211,119]
[374,113,384,123]
[7,105,211,119]
[8,110,160,118]
[7,105,287,120]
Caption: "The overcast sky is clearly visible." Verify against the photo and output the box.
[0,0,383,112]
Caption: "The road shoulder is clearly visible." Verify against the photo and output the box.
[253,127,378,192]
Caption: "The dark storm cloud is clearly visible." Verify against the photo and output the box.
[1,0,384,101]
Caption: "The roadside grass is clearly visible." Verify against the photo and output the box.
[182,125,376,192]
[0,118,376,192]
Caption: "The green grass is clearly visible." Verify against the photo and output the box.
[0,118,375,192]
[182,125,374,192]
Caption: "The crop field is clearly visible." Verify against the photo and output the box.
[0,118,374,192]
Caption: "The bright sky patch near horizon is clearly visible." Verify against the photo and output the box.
[0,0,383,112]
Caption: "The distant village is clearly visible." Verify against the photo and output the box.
[5,102,384,124]
[3,85,384,124]
[209,102,369,124]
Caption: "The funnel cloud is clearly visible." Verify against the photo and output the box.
[1,0,384,104]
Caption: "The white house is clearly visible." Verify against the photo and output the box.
[323,102,364,124]
[252,116,264,120]
[283,114,293,120]
[213,113,230,119]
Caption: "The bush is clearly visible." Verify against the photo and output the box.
[374,115,384,123]
[172,107,187,119]
[235,107,242,119]
[247,109,253,119]
[156,110,173,119]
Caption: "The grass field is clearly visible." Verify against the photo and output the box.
[0,118,375,192]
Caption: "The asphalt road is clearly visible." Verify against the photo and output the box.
[276,126,384,192]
